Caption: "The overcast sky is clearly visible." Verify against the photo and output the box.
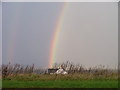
[2,2,118,68]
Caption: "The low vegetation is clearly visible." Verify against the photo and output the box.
[1,61,118,88]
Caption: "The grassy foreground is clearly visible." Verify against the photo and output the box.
[2,74,118,88]
[3,80,118,88]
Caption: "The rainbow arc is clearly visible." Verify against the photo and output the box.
[49,3,68,68]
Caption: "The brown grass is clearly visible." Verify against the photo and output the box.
[1,61,118,79]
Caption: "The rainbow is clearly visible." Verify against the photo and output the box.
[49,3,68,68]
[8,7,23,64]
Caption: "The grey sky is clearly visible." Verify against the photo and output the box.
[2,2,118,68]
[56,2,118,68]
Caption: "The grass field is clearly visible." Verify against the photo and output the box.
[2,74,118,88]
[2,62,118,88]
[2,80,118,88]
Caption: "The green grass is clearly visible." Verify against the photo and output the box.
[2,79,118,88]
[2,73,118,88]
[2,62,118,88]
